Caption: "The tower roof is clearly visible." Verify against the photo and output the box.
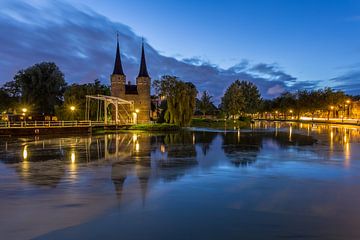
[113,34,125,75]
[137,40,150,78]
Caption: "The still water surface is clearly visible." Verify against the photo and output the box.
[1,122,360,239]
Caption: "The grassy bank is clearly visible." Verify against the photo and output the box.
[190,118,251,130]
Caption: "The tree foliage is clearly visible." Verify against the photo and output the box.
[198,91,215,116]
[153,75,197,127]
[7,62,67,114]
[56,80,110,120]
[220,80,261,118]
[259,88,348,119]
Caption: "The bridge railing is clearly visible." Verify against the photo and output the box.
[0,121,108,128]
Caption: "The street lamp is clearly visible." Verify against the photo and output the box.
[21,108,28,124]
[346,100,351,118]
[69,106,76,121]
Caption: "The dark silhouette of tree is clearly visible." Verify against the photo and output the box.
[198,91,214,117]
[9,62,67,114]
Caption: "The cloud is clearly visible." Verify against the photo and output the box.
[0,0,319,103]
[267,85,285,95]
[330,71,360,95]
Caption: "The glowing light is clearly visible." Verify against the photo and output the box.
[135,142,140,152]
[160,144,165,153]
[346,100,351,104]
[22,108,27,113]
[132,134,138,142]
[344,142,351,168]
[71,152,75,163]
[70,106,75,111]
[330,106,334,110]
[289,109,293,113]
[23,146,28,160]
[135,109,139,113]
[192,133,196,145]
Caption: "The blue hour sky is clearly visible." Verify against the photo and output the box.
[73,0,360,80]
[1,0,360,100]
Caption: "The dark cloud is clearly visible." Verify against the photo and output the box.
[0,0,320,103]
[330,71,360,95]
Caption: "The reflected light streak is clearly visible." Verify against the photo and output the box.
[71,152,76,163]
[22,145,29,176]
[132,134,138,142]
[23,145,28,160]
[344,142,351,168]
[160,144,166,153]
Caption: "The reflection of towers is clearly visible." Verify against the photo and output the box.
[111,162,129,200]
[135,160,151,206]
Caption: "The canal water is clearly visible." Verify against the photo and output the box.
[1,122,360,239]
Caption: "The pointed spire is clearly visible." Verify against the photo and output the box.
[137,38,150,78]
[113,32,125,75]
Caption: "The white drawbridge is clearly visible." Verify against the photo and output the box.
[85,95,135,125]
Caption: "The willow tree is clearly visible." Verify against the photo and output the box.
[153,75,197,127]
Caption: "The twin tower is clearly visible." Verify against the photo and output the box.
[110,38,151,123]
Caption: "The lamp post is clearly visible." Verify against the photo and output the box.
[330,106,334,120]
[289,109,293,120]
[346,100,351,118]
[22,108,27,126]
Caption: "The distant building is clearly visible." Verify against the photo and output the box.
[110,38,151,123]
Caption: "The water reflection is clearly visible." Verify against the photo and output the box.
[2,123,360,239]
[0,123,359,193]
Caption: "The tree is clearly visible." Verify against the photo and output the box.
[11,62,67,114]
[0,89,18,113]
[221,81,244,119]
[237,80,261,114]
[153,75,198,127]
[56,79,110,120]
[198,91,214,117]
